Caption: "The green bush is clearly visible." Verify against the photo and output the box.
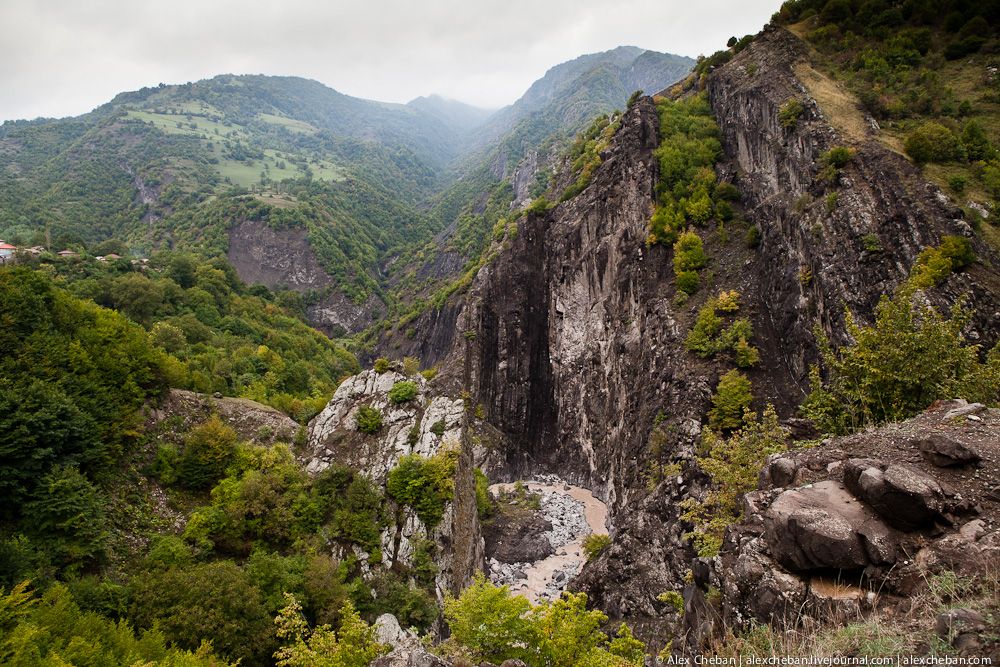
[177,414,237,490]
[356,405,383,434]
[961,121,993,161]
[386,448,458,528]
[373,357,391,373]
[910,236,975,288]
[443,574,646,666]
[474,468,493,519]
[673,231,708,295]
[778,98,805,128]
[274,595,386,667]
[526,197,553,215]
[802,285,1000,434]
[685,291,760,367]
[905,122,966,164]
[681,406,787,556]
[708,370,753,431]
[582,533,611,562]
[388,380,418,404]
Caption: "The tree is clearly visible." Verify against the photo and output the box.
[443,573,538,664]
[23,466,106,572]
[904,122,966,164]
[708,370,753,431]
[802,288,1000,433]
[178,415,238,490]
[129,560,274,666]
[274,595,386,667]
[682,406,787,556]
[0,379,100,512]
[531,592,608,667]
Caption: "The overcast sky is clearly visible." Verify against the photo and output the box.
[1,0,777,122]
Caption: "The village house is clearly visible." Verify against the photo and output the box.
[0,242,16,264]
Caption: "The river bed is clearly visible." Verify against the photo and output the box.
[487,479,609,603]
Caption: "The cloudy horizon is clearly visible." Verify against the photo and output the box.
[1,0,777,122]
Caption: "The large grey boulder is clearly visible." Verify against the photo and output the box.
[764,480,898,571]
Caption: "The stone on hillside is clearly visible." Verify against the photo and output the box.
[843,459,952,530]
[764,480,898,571]
[914,433,981,468]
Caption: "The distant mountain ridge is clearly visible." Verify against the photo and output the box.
[0,46,695,335]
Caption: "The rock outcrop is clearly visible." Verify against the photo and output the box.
[145,388,300,444]
[305,367,483,602]
[227,218,385,335]
[686,401,999,645]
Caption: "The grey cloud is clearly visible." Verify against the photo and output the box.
[0,0,776,121]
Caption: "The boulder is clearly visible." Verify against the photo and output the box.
[371,642,450,667]
[764,480,898,571]
[374,613,414,647]
[914,433,981,468]
[843,459,952,530]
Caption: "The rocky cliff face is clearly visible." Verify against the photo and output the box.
[227,219,385,335]
[706,26,1000,401]
[382,24,1000,648]
[305,369,483,603]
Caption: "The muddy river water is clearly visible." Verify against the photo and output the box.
[488,480,609,603]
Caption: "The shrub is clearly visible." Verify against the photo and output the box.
[778,98,805,128]
[673,231,708,295]
[708,370,753,432]
[356,405,383,434]
[388,380,418,404]
[680,406,787,556]
[910,236,975,288]
[443,574,537,664]
[582,533,611,562]
[862,233,882,252]
[402,356,421,376]
[177,414,237,490]
[274,595,386,667]
[474,468,493,519]
[961,121,992,161]
[526,197,553,215]
[373,357,390,374]
[386,448,458,528]
[822,146,854,169]
[905,122,966,164]
[948,176,967,193]
[443,575,644,667]
[802,287,1000,434]
[686,292,760,367]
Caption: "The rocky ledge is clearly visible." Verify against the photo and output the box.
[686,399,1000,655]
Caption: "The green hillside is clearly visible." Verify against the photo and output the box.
[773,0,1000,246]
[0,50,695,328]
